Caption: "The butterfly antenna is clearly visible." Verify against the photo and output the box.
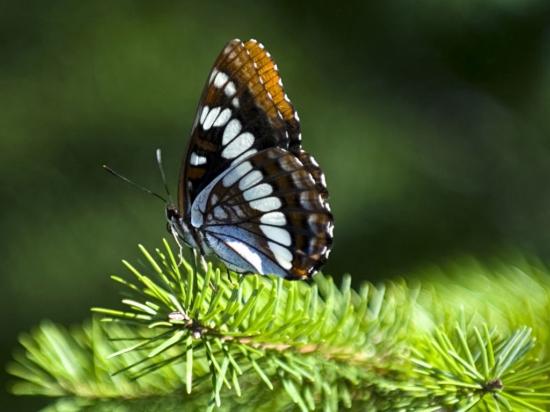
[156,148,174,204]
[102,164,167,203]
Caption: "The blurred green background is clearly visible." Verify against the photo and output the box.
[2,0,550,410]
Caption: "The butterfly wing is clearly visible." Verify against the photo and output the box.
[178,39,302,217]
[189,147,333,280]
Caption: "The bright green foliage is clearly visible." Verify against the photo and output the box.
[7,241,550,411]
[411,325,550,411]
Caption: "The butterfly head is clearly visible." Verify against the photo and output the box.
[166,205,198,249]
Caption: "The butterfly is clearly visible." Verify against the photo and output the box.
[167,38,333,280]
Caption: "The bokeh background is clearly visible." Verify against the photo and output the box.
[2,1,550,410]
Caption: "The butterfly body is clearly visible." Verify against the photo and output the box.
[169,39,333,280]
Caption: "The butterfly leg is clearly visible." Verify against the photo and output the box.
[192,248,207,274]
[176,241,185,268]
[237,271,253,288]
[224,266,238,288]
[169,224,186,267]
[199,251,208,274]
[192,248,218,291]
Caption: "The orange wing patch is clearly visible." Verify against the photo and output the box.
[210,39,301,146]
[244,40,296,123]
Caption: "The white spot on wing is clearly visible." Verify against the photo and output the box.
[261,225,291,246]
[249,197,282,212]
[224,81,237,97]
[226,240,263,273]
[304,173,316,186]
[203,106,221,130]
[213,71,229,88]
[222,161,252,187]
[243,183,272,200]
[268,241,292,270]
[209,69,218,84]
[260,211,286,226]
[190,152,207,166]
[222,132,255,159]
[213,108,231,127]
[238,170,262,191]
[309,156,319,167]
[232,97,240,108]
[200,106,209,125]
[319,173,327,187]
[222,119,242,145]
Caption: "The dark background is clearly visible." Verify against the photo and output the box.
[2,1,550,410]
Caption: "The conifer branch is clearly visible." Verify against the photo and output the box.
[7,241,550,411]
[89,239,412,410]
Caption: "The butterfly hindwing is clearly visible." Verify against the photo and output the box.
[179,39,302,216]
[189,147,333,279]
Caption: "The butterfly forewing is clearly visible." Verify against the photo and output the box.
[189,147,333,279]
[179,39,302,216]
